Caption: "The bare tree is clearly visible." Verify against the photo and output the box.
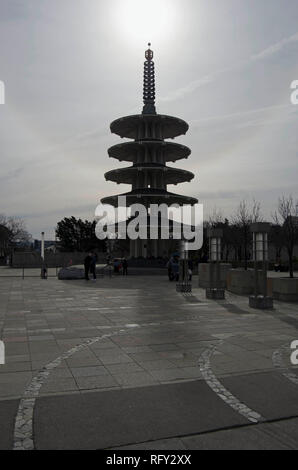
[0,214,32,246]
[232,199,263,269]
[208,207,224,227]
[273,196,298,278]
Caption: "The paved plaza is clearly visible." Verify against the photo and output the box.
[0,271,298,449]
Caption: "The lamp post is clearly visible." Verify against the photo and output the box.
[40,231,47,279]
[206,228,225,299]
[41,232,45,260]
[249,222,273,309]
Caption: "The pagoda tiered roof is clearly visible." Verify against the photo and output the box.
[108,140,191,163]
[101,43,198,211]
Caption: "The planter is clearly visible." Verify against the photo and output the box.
[249,295,273,309]
[206,288,225,300]
[272,277,298,302]
[226,268,266,295]
[176,283,192,293]
[198,263,231,288]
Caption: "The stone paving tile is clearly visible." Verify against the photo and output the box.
[70,366,110,377]
[0,382,32,398]
[1,273,298,404]
[0,371,33,383]
[138,359,178,371]
[105,363,145,374]
[66,357,102,367]
[4,344,29,355]
[149,368,195,382]
[93,351,134,365]
[28,335,55,341]
[128,351,165,362]
[5,354,31,363]
[47,368,73,378]
[31,360,68,371]
[113,371,157,387]
[75,375,119,390]
[40,377,79,393]
[0,362,32,373]
[150,343,181,352]
[121,346,153,353]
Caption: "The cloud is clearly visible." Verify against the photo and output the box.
[159,76,214,103]
[189,103,296,130]
[251,31,298,60]
[0,166,24,183]
[160,31,298,103]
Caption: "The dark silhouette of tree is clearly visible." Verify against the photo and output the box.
[232,199,262,269]
[273,196,298,278]
[56,217,105,252]
[269,223,285,264]
[0,214,32,247]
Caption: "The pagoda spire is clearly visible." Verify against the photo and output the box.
[142,42,156,115]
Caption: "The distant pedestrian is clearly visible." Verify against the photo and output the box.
[84,252,92,280]
[90,252,97,281]
[172,256,180,282]
[166,258,173,281]
[188,259,193,281]
[122,258,128,275]
[167,256,179,281]
[114,258,120,273]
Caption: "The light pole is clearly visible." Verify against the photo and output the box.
[40,231,47,279]
[41,232,45,260]
[206,228,225,299]
[249,222,273,309]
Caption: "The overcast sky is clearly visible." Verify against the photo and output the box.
[0,0,297,239]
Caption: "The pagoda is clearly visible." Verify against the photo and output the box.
[101,44,198,258]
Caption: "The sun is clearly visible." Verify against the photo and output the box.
[114,0,177,45]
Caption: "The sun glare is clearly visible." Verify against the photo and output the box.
[114,0,176,45]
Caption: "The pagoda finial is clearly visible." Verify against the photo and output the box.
[143,42,156,115]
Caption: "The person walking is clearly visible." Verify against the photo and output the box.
[122,258,128,275]
[166,257,173,281]
[84,252,92,281]
[90,252,97,281]
[172,255,180,282]
[188,258,193,281]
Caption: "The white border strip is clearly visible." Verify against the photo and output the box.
[13,330,126,450]
[272,346,298,386]
[198,343,264,424]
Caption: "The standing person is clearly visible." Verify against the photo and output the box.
[188,258,193,281]
[122,258,128,275]
[166,257,173,281]
[84,252,92,281]
[90,252,97,281]
[114,258,120,273]
[172,255,180,282]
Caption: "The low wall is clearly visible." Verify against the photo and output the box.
[198,263,232,288]
[272,278,298,302]
[226,268,267,295]
[12,251,107,268]
[12,251,43,268]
